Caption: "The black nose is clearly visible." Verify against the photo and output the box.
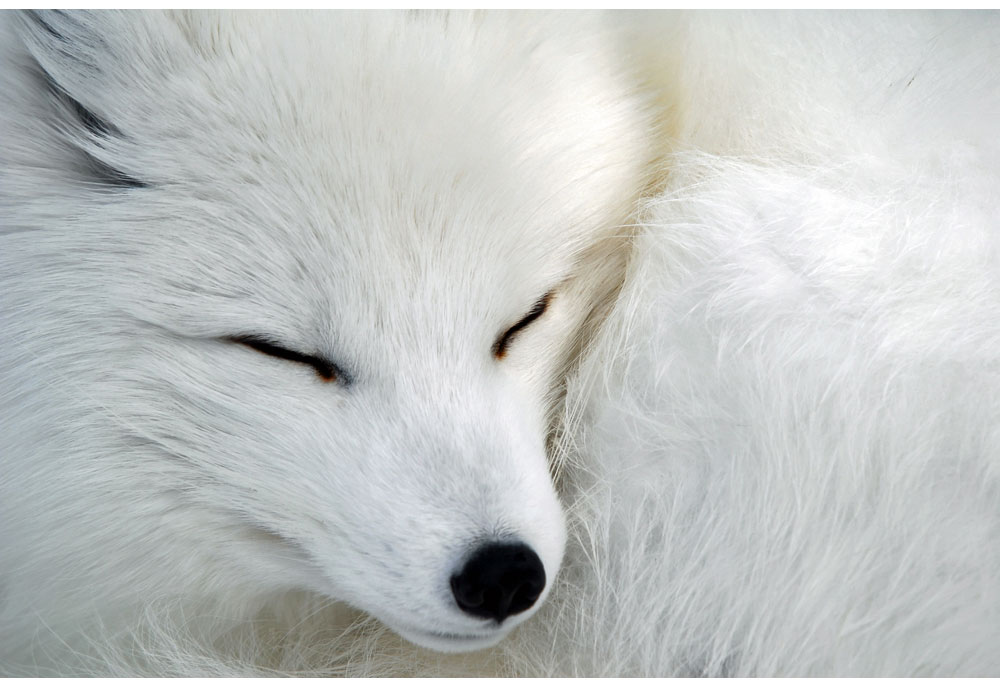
[450,542,546,623]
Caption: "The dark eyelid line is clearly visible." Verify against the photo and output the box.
[493,291,553,359]
[228,335,348,384]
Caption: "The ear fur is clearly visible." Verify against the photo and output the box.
[13,10,146,188]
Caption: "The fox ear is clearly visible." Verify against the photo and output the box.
[15,10,146,188]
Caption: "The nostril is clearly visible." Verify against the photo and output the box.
[450,542,546,623]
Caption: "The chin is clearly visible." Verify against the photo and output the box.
[389,623,513,654]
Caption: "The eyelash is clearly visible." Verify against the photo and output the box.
[228,335,349,384]
[493,292,553,359]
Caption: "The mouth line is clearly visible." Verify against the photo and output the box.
[424,629,492,641]
[390,622,508,653]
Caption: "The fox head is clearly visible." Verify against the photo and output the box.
[3,10,660,651]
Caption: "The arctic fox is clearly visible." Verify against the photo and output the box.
[0,10,661,674]
[4,9,1000,679]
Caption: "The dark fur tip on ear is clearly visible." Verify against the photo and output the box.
[17,10,148,190]
[22,10,68,41]
[16,10,101,69]
[19,10,119,139]
[79,155,148,189]
[40,70,119,140]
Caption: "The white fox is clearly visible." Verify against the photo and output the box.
[3,10,1000,678]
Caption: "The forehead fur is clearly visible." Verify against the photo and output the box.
[53,11,654,258]
[11,10,660,363]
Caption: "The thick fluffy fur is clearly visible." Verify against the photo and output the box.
[2,10,999,677]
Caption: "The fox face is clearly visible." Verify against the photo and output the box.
[2,10,658,653]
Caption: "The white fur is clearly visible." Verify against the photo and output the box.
[2,10,999,677]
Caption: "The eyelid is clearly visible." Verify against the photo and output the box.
[493,291,553,359]
[228,335,349,384]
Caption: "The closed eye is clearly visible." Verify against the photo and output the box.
[493,292,553,359]
[228,335,349,384]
